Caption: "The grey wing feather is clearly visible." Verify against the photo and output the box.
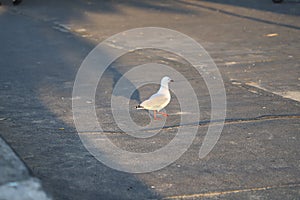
[140,93,169,110]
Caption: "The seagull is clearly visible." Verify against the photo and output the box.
[136,76,174,120]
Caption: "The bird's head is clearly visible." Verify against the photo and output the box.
[161,76,174,85]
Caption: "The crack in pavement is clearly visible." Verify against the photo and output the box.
[77,113,300,135]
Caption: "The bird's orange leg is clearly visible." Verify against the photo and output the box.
[158,111,169,117]
[153,110,161,120]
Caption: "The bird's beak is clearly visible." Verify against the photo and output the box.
[170,79,174,82]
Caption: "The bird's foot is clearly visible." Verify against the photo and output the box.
[158,112,169,117]
[153,111,168,120]
[153,116,162,120]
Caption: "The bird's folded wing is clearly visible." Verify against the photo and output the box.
[141,94,169,109]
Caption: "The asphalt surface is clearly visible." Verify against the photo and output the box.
[0,0,299,199]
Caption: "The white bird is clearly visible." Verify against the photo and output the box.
[136,76,174,120]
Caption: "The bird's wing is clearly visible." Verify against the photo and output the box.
[140,93,169,110]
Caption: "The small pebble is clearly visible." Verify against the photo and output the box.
[7,182,18,187]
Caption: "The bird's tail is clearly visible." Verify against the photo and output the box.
[135,105,144,110]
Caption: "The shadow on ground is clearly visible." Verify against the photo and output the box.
[0,6,160,200]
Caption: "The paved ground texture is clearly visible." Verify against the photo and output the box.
[0,0,299,199]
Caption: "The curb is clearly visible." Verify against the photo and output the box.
[0,137,51,200]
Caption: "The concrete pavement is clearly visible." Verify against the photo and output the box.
[0,0,299,199]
